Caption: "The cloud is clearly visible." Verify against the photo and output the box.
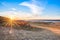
[19,0,44,16]
[11,8,17,11]
[0,0,49,20]
[0,11,32,20]
[0,10,60,20]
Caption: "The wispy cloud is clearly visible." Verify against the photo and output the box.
[0,0,49,20]
[0,11,32,19]
[19,0,44,16]
[11,8,17,11]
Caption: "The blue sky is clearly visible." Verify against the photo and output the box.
[0,0,60,20]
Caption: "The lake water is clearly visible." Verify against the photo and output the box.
[40,20,60,22]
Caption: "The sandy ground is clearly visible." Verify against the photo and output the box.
[0,27,60,40]
[30,24,60,35]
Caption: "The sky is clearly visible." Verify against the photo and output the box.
[0,0,60,20]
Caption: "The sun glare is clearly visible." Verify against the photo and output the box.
[6,15,15,34]
[6,15,15,20]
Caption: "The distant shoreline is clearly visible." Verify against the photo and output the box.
[28,20,60,22]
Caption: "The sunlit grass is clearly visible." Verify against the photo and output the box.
[0,16,43,32]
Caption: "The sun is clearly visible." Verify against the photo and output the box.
[9,16,14,20]
[7,15,15,20]
[7,16,15,34]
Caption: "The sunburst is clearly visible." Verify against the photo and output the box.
[4,16,15,34]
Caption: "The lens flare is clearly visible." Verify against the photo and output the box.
[9,16,15,20]
[5,15,15,34]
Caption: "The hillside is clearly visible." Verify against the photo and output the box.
[0,16,60,40]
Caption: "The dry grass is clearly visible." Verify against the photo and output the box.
[0,27,60,40]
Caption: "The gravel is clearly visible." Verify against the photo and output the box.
[0,27,60,40]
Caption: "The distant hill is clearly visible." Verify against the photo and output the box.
[0,16,10,26]
[0,16,9,21]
